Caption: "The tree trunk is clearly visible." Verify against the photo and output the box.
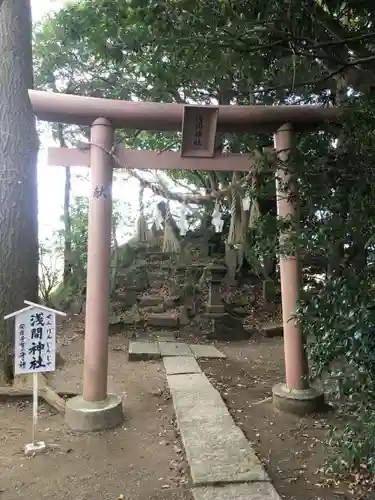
[0,0,39,383]
[63,166,72,283]
[56,123,72,284]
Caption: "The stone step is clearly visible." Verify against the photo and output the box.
[109,315,122,325]
[128,341,160,361]
[139,295,164,307]
[109,315,141,329]
[148,251,172,262]
[147,271,166,282]
[149,280,166,290]
[112,290,138,307]
[115,281,148,293]
[261,323,283,338]
[147,261,170,270]
[146,312,179,328]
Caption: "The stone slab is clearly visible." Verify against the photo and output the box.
[158,341,192,357]
[109,315,122,325]
[174,398,232,425]
[167,372,221,397]
[147,313,179,328]
[156,333,176,342]
[168,374,230,424]
[261,323,283,338]
[128,341,161,361]
[149,280,165,289]
[181,415,269,485]
[189,344,227,359]
[163,356,202,375]
[122,315,138,326]
[139,295,164,307]
[167,373,268,485]
[193,483,281,500]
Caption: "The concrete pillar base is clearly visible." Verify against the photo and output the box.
[65,394,124,432]
[272,383,326,416]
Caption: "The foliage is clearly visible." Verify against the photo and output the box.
[245,214,280,277]
[55,195,89,283]
[299,273,375,475]
[39,244,61,305]
[292,99,375,475]
[34,0,375,202]
[327,408,375,474]
[299,274,375,401]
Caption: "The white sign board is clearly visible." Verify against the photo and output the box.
[14,306,56,374]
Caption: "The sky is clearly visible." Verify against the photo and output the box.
[31,0,141,246]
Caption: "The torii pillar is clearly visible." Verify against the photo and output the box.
[65,118,124,431]
[271,124,325,415]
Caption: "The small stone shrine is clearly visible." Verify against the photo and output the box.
[204,263,249,340]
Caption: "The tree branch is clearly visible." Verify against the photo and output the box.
[254,55,375,94]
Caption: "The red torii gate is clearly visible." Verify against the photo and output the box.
[30,89,340,430]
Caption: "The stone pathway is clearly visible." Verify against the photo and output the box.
[128,340,226,361]
[128,341,281,499]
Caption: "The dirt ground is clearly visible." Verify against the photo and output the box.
[0,317,192,500]
[199,336,373,500]
[2,316,373,500]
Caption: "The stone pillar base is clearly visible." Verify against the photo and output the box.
[272,383,325,415]
[65,394,124,432]
[201,312,252,341]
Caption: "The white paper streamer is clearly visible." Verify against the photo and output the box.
[212,202,224,233]
[179,203,188,236]
[155,207,163,230]
[242,196,251,211]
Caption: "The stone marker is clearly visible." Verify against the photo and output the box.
[24,441,47,457]
[163,356,202,375]
[192,483,281,500]
[189,344,226,359]
[206,264,227,314]
[128,341,161,361]
[158,341,192,357]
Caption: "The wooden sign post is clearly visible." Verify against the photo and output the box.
[4,300,66,456]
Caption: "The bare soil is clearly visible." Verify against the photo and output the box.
[0,316,192,500]
[3,312,373,500]
[199,336,373,500]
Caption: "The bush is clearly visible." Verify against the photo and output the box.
[297,273,375,473]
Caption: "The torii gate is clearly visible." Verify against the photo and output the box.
[30,90,340,430]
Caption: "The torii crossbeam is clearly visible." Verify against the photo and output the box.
[30,89,340,431]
